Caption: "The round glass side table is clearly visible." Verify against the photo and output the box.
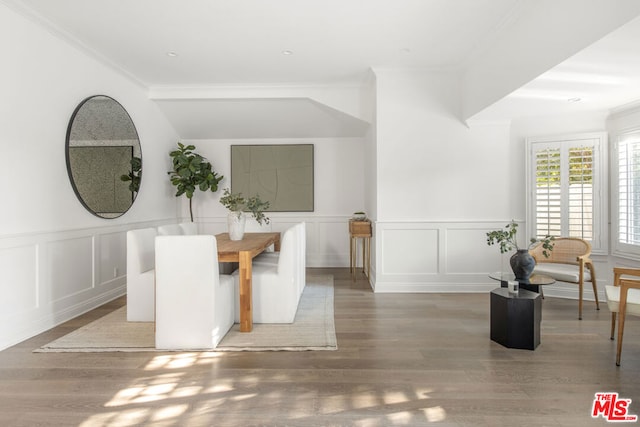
[489,271,555,294]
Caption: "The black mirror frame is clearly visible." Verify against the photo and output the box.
[65,95,142,219]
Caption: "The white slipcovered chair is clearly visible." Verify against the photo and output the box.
[179,222,198,235]
[126,227,157,322]
[157,223,184,236]
[155,235,234,350]
[254,222,306,298]
[606,267,640,365]
[233,225,299,323]
[297,222,306,297]
[245,217,274,251]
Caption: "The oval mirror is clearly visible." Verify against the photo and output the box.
[66,95,141,219]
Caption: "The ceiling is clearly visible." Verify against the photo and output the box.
[472,13,640,121]
[7,0,522,86]
[6,0,640,134]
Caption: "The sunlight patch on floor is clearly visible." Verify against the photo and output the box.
[106,373,184,406]
[203,382,234,394]
[350,392,378,409]
[423,406,447,422]
[385,411,414,424]
[231,393,258,402]
[79,409,150,427]
[144,353,205,370]
[150,404,189,422]
[383,390,409,404]
[171,385,204,399]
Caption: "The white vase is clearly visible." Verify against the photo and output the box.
[227,211,246,240]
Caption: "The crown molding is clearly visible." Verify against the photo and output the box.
[2,0,147,90]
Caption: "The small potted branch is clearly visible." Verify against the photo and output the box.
[219,188,270,240]
[486,221,554,281]
[120,156,142,195]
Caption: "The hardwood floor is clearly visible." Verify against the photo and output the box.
[0,267,639,426]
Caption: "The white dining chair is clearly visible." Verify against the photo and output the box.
[245,217,274,251]
[155,235,234,350]
[126,227,157,322]
[254,222,306,298]
[233,225,299,323]
[298,222,306,297]
[179,222,198,235]
[157,223,184,236]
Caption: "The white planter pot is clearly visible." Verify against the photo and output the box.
[227,211,246,240]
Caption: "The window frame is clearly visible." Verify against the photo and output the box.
[525,132,608,255]
[613,127,640,260]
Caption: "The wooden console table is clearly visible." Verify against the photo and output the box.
[349,220,372,279]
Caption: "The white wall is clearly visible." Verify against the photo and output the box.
[179,137,366,267]
[0,4,178,350]
[375,69,513,221]
[372,69,516,292]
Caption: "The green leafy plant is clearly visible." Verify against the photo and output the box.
[219,188,270,225]
[486,220,555,257]
[168,142,223,222]
[120,156,142,194]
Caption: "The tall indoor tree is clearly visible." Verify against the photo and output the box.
[168,142,223,222]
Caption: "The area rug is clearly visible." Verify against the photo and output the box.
[35,275,337,352]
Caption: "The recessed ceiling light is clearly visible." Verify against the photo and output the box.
[167,51,178,57]
[282,50,293,55]
[567,97,582,102]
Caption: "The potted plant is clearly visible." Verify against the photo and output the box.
[352,211,367,221]
[219,188,270,240]
[120,156,142,195]
[168,143,223,222]
[486,220,554,281]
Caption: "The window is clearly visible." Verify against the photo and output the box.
[526,133,607,254]
[614,130,640,258]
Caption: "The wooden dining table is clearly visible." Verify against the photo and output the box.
[215,232,281,332]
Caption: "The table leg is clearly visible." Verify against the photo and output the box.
[238,250,253,332]
[350,236,355,279]
[361,237,365,275]
[616,286,629,366]
[366,237,371,278]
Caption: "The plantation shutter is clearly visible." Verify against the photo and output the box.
[527,133,605,253]
[568,147,594,240]
[535,148,561,237]
[618,134,640,246]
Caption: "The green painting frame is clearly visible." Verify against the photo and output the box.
[231,144,314,212]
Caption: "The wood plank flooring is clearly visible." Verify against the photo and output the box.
[0,267,639,426]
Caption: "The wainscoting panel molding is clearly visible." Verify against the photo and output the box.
[373,220,607,303]
[0,244,38,318]
[0,216,609,351]
[381,227,439,274]
[0,220,170,351]
[374,221,503,292]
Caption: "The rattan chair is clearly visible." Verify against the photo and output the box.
[530,237,599,319]
[607,267,640,366]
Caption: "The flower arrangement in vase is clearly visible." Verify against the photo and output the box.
[219,188,270,240]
